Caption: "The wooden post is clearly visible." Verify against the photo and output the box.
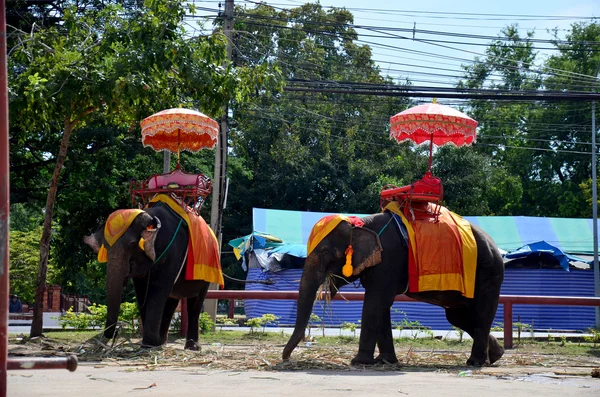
[0,0,10,393]
[503,302,513,349]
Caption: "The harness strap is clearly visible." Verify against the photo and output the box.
[154,218,184,264]
[377,213,395,236]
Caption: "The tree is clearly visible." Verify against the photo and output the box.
[9,0,235,336]
[457,23,600,217]
[433,147,523,215]
[10,227,57,304]
[226,2,416,250]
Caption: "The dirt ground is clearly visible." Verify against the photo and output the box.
[7,336,600,396]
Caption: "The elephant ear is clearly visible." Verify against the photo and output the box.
[140,216,162,262]
[84,227,105,253]
[349,227,383,275]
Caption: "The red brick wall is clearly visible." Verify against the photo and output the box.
[43,285,62,312]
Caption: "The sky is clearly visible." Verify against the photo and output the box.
[191,0,600,103]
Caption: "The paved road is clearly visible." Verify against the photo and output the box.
[8,364,600,397]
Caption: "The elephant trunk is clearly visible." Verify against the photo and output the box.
[104,259,128,339]
[282,262,324,360]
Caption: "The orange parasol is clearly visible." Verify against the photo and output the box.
[140,108,219,165]
[389,99,477,172]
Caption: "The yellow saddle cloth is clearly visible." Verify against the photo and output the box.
[149,194,224,287]
[385,201,477,298]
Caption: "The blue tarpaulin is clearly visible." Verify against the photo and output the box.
[504,241,591,271]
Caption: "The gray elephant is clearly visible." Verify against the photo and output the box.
[85,204,217,350]
[283,211,505,367]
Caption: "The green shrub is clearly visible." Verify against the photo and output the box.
[584,328,600,347]
[198,312,214,334]
[341,321,358,338]
[245,313,280,333]
[57,302,139,334]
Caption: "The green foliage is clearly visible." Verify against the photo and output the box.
[9,226,57,303]
[245,313,280,334]
[9,203,43,232]
[491,322,504,332]
[451,325,465,343]
[308,313,325,337]
[216,316,237,329]
[341,321,359,338]
[393,311,433,340]
[198,312,215,334]
[57,302,140,335]
[458,22,600,218]
[584,328,600,347]
[57,303,106,330]
[514,321,533,344]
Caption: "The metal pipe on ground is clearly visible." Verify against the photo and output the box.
[7,356,78,372]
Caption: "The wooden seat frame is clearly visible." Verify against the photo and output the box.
[130,165,212,215]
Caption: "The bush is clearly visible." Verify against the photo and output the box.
[245,313,280,333]
[57,303,106,330]
[198,312,214,334]
[57,302,140,334]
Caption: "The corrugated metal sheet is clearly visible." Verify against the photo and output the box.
[496,268,595,331]
[248,207,597,330]
[245,268,596,331]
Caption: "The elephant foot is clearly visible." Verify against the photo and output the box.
[184,339,200,351]
[141,338,162,349]
[375,354,399,365]
[351,353,377,366]
[140,343,161,349]
[466,355,490,367]
[488,338,504,365]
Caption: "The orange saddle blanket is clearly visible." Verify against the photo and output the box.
[385,201,477,298]
[149,194,224,287]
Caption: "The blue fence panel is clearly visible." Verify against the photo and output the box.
[245,268,596,331]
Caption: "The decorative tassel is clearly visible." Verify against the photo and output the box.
[97,244,108,263]
[342,245,354,277]
[138,238,146,252]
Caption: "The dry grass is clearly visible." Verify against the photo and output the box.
[8,331,600,375]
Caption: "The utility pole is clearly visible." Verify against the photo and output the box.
[593,98,600,328]
[593,62,600,329]
[207,0,234,321]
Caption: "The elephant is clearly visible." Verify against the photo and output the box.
[84,204,211,350]
[282,211,505,367]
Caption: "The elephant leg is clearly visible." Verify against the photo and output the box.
[132,276,149,329]
[445,307,499,367]
[352,289,395,366]
[183,283,210,351]
[374,305,398,364]
[140,281,170,347]
[159,298,180,345]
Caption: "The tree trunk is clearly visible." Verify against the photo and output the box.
[30,118,74,337]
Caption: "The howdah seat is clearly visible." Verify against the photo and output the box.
[130,165,212,215]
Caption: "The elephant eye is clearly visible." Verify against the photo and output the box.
[320,250,335,265]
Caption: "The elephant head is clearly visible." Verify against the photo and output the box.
[282,216,382,360]
[84,210,161,339]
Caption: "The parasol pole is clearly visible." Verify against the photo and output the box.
[162,152,171,173]
[427,133,434,174]
[177,128,181,167]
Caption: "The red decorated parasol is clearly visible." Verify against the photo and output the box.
[389,99,477,172]
[140,108,219,165]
